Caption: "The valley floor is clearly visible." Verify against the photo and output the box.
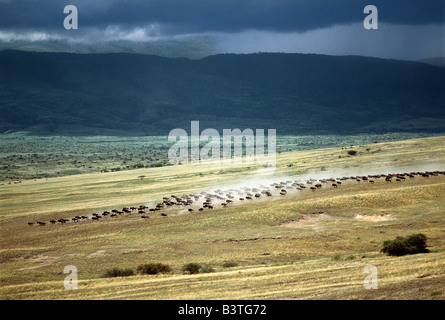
[0,135,444,300]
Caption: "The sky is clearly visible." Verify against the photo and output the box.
[0,0,444,60]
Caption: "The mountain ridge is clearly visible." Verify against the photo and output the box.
[1,50,444,136]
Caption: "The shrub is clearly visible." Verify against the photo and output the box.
[381,233,429,256]
[201,265,215,273]
[222,261,238,268]
[103,267,134,278]
[136,263,172,275]
[332,253,342,261]
[347,150,357,156]
[182,262,202,274]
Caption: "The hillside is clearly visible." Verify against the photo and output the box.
[1,50,444,135]
[419,57,445,67]
[0,38,217,59]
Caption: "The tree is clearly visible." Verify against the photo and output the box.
[381,233,429,256]
[182,263,202,274]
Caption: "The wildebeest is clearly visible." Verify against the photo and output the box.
[27,169,442,230]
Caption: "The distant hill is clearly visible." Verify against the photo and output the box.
[418,57,445,67]
[0,37,217,60]
[1,50,444,135]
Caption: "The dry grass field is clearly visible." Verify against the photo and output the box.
[0,135,444,300]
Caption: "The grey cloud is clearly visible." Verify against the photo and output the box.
[214,23,445,61]
[0,0,443,33]
[0,0,443,61]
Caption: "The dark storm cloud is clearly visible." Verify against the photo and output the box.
[0,0,443,33]
[0,0,443,60]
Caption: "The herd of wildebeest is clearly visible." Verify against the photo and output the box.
[27,170,445,227]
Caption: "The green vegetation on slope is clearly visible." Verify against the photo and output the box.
[1,51,444,135]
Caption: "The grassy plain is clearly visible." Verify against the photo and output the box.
[0,135,444,299]
[1,132,442,180]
